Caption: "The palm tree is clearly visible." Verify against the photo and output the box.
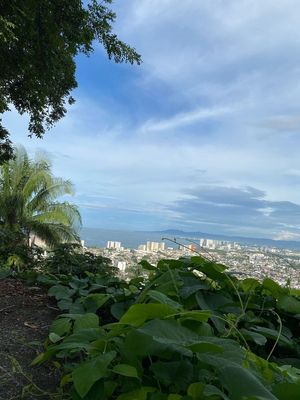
[0,146,81,247]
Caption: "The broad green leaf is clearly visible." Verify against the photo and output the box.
[111,301,133,320]
[31,348,57,366]
[117,387,156,400]
[49,332,61,343]
[148,290,183,310]
[138,319,200,346]
[277,295,300,314]
[262,278,286,298]
[240,278,260,293]
[168,395,182,400]
[57,298,73,311]
[138,319,225,357]
[200,356,277,400]
[112,364,139,378]
[50,318,71,336]
[139,260,156,270]
[52,328,106,352]
[72,351,116,398]
[48,285,74,300]
[73,313,99,332]
[203,384,230,399]
[150,360,193,391]
[188,342,223,354]
[104,381,118,398]
[120,303,177,326]
[251,326,292,347]
[190,257,227,280]
[240,328,267,346]
[177,310,211,323]
[124,330,173,357]
[187,382,204,399]
[83,293,110,313]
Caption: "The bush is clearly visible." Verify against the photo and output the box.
[0,228,42,273]
[34,256,300,399]
[42,243,116,277]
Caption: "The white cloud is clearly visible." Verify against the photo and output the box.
[140,106,234,133]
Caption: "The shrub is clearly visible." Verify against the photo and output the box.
[42,243,116,277]
[34,256,300,399]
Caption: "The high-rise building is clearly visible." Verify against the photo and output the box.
[145,241,166,252]
[106,241,121,249]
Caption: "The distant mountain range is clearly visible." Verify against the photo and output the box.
[155,229,300,250]
[80,227,300,250]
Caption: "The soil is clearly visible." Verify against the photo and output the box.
[0,278,61,400]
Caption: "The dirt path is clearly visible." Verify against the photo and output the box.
[0,278,60,400]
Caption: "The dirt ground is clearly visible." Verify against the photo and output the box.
[0,278,61,400]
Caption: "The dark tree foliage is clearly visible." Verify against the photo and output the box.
[0,0,141,162]
[0,227,42,269]
[43,243,116,277]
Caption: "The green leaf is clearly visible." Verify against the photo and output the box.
[72,351,116,398]
[151,360,193,391]
[138,319,199,346]
[203,384,230,399]
[251,326,292,347]
[278,378,300,395]
[112,364,139,378]
[190,257,227,280]
[262,278,286,298]
[188,342,223,354]
[49,332,62,343]
[177,310,211,323]
[168,395,182,400]
[240,328,267,346]
[83,293,110,313]
[120,303,177,326]
[277,295,300,314]
[73,313,99,332]
[50,318,71,336]
[187,382,204,399]
[200,356,277,400]
[138,319,224,357]
[117,387,156,400]
[48,284,74,300]
[148,290,183,310]
[111,301,133,320]
[240,278,260,293]
[139,260,156,270]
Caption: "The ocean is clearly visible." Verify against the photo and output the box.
[80,227,300,251]
[80,228,175,249]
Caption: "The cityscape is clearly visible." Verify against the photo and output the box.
[84,237,300,288]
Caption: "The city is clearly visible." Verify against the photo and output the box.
[84,237,300,288]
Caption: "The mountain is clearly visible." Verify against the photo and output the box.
[157,229,300,250]
[80,227,300,251]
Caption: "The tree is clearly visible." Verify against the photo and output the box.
[0,1,141,162]
[0,146,81,247]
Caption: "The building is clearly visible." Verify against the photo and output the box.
[146,241,166,252]
[116,261,127,272]
[138,244,147,251]
[106,241,122,250]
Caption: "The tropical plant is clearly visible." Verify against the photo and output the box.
[42,243,116,277]
[0,146,81,248]
[34,256,300,400]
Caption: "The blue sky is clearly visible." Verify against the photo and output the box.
[4,0,300,239]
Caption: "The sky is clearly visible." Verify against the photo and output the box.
[4,0,300,239]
